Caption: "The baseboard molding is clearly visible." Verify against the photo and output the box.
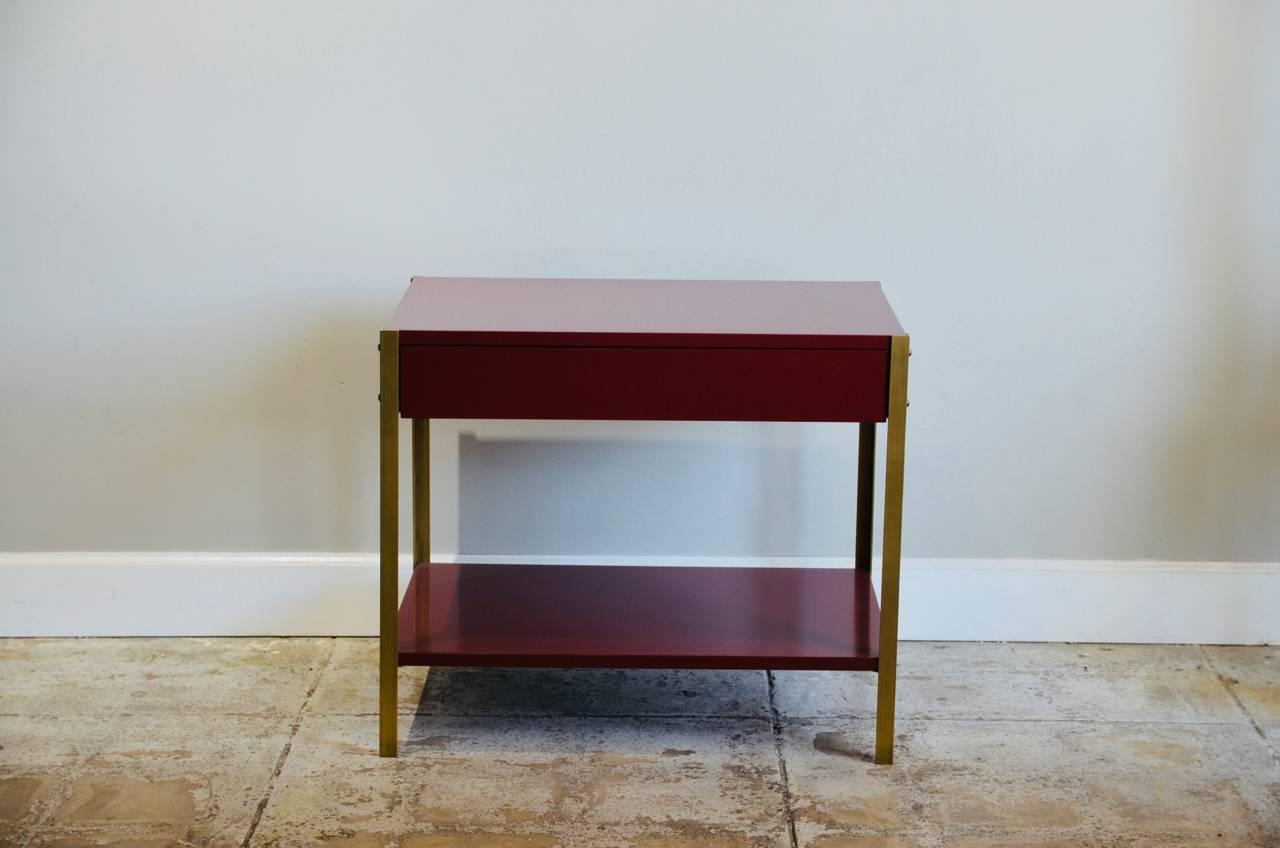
[1,553,1276,643]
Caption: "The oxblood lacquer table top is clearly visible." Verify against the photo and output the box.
[387,276,905,348]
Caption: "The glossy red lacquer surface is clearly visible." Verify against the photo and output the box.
[388,277,904,348]
[398,563,880,671]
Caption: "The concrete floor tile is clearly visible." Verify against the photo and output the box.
[935,839,1160,847]
[306,639,432,715]
[774,642,1243,723]
[22,712,290,848]
[310,639,770,719]
[0,715,121,769]
[773,642,1013,721]
[0,638,330,718]
[780,717,1280,847]
[1202,645,1280,725]
[794,837,938,848]
[774,721,930,846]
[27,839,191,848]
[250,712,788,847]
[1005,643,1243,723]
[0,714,134,845]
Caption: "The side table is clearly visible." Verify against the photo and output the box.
[379,277,909,763]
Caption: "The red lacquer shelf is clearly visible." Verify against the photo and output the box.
[398,563,879,671]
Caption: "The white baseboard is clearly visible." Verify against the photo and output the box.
[1,553,1276,644]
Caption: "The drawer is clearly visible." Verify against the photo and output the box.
[399,344,889,422]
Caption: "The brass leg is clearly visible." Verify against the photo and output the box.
[379,330,399,757]
[875,335,909,765]
[855,422,876,571]
[412,419,430,564]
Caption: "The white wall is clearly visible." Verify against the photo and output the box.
[2,2,1278,636]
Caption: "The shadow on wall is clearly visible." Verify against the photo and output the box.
[453,426,837,559]
[1150,8,1280,563]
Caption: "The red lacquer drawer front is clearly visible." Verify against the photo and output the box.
[399,344,889,423]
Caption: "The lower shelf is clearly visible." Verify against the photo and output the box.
[398,562,880,671]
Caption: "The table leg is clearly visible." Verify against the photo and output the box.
[413,419,430,564]
[379,330,399,758]
[875,335,909,765]
[855,422,876,570]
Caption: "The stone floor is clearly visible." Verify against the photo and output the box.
[2,640,1278,847]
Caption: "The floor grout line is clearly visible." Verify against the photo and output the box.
[778,715,1251,726]
[237,638,336,848]
[766,670,800,848]
[1198,645,1280,768]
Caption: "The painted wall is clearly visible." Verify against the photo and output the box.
[2,1,1278,565]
